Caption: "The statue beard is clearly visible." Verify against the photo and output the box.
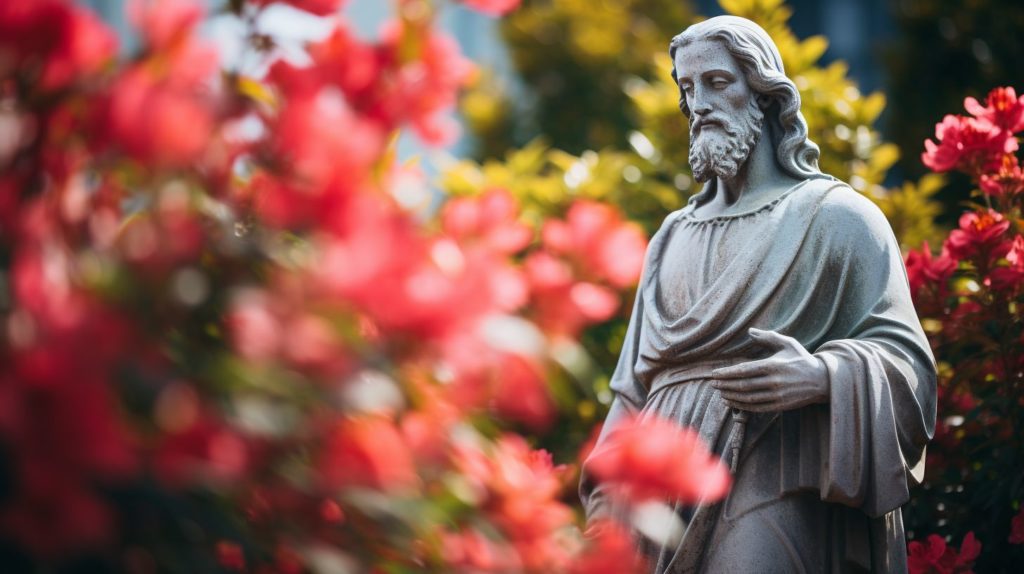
[688,98,765,183]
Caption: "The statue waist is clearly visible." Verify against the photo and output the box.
[646,358,747,397]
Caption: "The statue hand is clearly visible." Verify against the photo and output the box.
[709,328,829,413]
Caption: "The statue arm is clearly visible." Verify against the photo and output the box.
[579,283,649,522]
[807,192,937,517]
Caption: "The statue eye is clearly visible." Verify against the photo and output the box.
[710,78,730,89]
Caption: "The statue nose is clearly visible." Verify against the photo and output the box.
[691,98,713,116]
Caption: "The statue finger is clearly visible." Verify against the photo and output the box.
[748,328,799,351]
[711,376,778,392]
[710,360,774,379]
[718,388,777,405]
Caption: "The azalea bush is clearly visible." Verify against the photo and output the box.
[0,0,733,572]
[903,86,1024,573]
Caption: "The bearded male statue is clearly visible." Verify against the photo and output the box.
[580,16,936,573]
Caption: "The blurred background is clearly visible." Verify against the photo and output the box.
[78,0,1024,196]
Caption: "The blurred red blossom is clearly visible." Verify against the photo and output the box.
[455,436,575,571]
[461,0,522,16]
[440,528,520,572]
[102,11,219,167]
[571,519,645,574]
[216,540,246,571]
[907,533,981,574]
[524,201,646,338]
[1009,508,1024,545]
[541,201,646,289]
[284,18,473,145]
[255,0,347,16]
[153,415,250,487]
[441,189,533,256]
[584,414,730,504]
[320,415,418,492]
[0,0,117,91]
[267,87,385,190]
[0,0,680,569]
[130,0,204,51]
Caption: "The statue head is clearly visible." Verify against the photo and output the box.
[669,16,821,182]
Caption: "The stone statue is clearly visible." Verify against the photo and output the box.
[580,16,937,573]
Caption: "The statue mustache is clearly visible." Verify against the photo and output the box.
[691,116,741,138]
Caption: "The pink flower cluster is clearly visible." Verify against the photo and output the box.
[908,533,981,574]
[584,415,731,504]
[908,86,1024,568]
[0,0,698,572]
[922,87,1024,179]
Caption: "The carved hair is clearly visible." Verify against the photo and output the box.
[669,16,821,179]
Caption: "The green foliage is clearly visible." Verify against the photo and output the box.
[463,0,697,156]
[441,139,683,234]
[463,0,944,247]
[874,173,947,250]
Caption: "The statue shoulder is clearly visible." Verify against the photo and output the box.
[810,179,899,250]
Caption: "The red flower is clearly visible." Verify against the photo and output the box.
[905,241,957,295]
[461,0,522,16]
[305,23,380,96]
[153,415,249,487]
[491,353,555,430]
[990,235,1024,290]
[216,540,246,571]
[525,251,620,337]
[289,20,472,145]
[570,519,646,574]
[907,532,981,574]
[320,415,418,492]
[269,88,385,189]
[378,22,474,145]
[0,0,117,90]
[441,189,532,311]
[522,201,646,338]
[102,19,219,168]
[0,470,115,556]
[226,290,283,362]
[441,189,532,255]
[256,0,347,16]
[922,115,1016,175]
[943,209,1010,260]
[979,154,1024,197]
[964,86,1024,134]
[440,528,519,572]
[584,414,730,504]
[454,436,574,570]
[130,0,204,51]
[541,201,647,289]
[1010,508,1024,545]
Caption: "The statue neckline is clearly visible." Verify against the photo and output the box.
[679,178,814,224]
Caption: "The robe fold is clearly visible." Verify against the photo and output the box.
[580,177,936,573]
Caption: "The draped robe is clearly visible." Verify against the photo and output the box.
[580,177,936,573]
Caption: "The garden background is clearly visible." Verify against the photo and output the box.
[2,0,1023,572]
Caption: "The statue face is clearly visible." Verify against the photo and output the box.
[674,39,765,182]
